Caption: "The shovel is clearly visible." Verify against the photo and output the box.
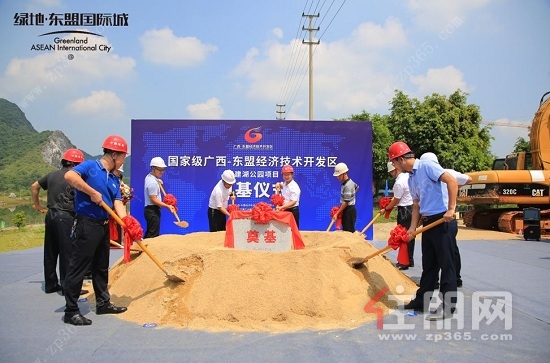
[158,182,189,228]
[355,211,384,237]
[348,217,445,268]
[326,219,335,232]
[99,201,185,282]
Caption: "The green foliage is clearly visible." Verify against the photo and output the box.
[13,211,26,229]
[341,111,393,191]
[0,225,45,253]
[387,90,494,172]
[513,137,530,152]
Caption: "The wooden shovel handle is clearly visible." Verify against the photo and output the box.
[411,217,445,236]
[359,211,384,235]
[99,201,170,275]
[158,182,167,196]
[360,217,446,263]
[326,219,335,232]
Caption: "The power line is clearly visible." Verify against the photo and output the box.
[275,0,348,119]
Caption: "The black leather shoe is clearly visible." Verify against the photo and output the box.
[409,263,414,267]
[404,300,424,311]
[398,265,409,270]
[45,285,62,294]
[96,303,127,315]
[80,289,89,295]
[64,313,92,325]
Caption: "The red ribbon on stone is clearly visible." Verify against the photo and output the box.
[330,206,342,229]
[388,224,409,266]
[163,194,178,212]
[270,194,285,207]
[122,215,143,263]
[251,202,274,224]
[379,197,393,219]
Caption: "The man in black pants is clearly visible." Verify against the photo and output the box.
[388,142,458,321]
[208,170,236,232]
[63,135,136,326]
[31,148,85,294]
[332,162,357,232]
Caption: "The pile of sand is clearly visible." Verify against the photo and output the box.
[102,231,418,332]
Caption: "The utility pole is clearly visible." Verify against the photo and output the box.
[302,13,319,120]
[276,104,286,120]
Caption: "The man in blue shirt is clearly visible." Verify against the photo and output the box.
[62,135,132,326]
[388,141,458,321]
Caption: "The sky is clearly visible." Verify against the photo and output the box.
[0,0,548,158]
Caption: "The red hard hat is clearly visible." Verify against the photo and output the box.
[388,141,412,160]
[281,165,294,174]
[102,135,128,153]
[62,148,84,163]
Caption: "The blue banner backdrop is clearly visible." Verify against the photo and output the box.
[130,120,373,239]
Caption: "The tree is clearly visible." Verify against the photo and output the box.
[513,136,530,153]
[13,211,26,229]
[340,111,393,193]
[387,90,494,172]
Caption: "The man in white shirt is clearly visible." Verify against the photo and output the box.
[275,165,301,228]
[208,170,236,232]
[381,161,415,269]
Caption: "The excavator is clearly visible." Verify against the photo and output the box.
[457,91,550,234]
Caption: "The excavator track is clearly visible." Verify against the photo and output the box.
[463,208,550,234]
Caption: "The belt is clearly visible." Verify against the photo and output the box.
[77,214,109,225]
[421,212,445,224]
[145,205,160,210]
[286,206,299,211]
[49,209,75,217]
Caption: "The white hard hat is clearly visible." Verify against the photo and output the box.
[333,162,349,176]
[118,165,124,173]
[221,169,236,184]
[387,161,396,172]
[420,152,439,164]
[150,157,167,168]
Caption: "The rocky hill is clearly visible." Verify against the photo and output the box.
[0,98,130,193]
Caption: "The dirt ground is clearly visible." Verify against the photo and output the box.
[373,219,522,241]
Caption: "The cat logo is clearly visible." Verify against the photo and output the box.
[531,189,545,197]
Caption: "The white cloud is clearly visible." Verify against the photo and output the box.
[140,28,217,67]
[186,97,223,119]
[409,66,469,95]
[407,0,493,31]
[232,17,410,118]
[66,90,126,119]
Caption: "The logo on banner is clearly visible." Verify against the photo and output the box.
[244,127,262,143]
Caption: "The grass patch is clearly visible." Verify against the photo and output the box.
[0,225,44,253]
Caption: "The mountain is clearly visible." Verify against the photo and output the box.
[0,98,130,193]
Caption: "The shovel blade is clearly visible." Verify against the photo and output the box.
[167,274,186,282]
[174,220,189,228]
[348,257,367,268]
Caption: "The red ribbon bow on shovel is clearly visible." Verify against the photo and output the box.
[122,215,143,263]
[379,197,393,219]
[388,224,410,266]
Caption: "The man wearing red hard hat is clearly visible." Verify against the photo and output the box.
[31,148,85,296]
[275,164,301,228]
[63,135,140,326]
[388,141,458,321]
